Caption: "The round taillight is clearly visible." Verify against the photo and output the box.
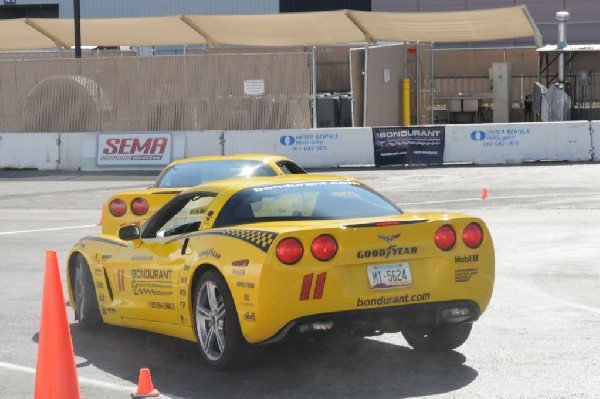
[109,199,127,217]
[462,223,484,249]
[276,238,304,265]
[131,197,149,216]
[434,225,456,251]
[311,234,337,261]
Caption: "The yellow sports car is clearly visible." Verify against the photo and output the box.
[67,174,495,369]
[101,154,306,235]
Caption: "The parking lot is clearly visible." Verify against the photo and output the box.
[0,163,599,398]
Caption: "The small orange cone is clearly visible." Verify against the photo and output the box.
[34,250,81,399]
[131,368,160,398]
[480,188,489,199]
[97,203,106,225]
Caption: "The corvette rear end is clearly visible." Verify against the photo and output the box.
[235,213,494,350]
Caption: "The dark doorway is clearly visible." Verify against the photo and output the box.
[280,0,370,12]
[0,4,58,19]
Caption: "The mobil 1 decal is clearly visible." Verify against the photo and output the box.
[373,126,445,166]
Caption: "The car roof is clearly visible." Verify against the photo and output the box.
[166,154,294,167]
[179,174,360,196]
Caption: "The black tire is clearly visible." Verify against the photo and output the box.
[402,322,473,352]
[193,269,249,369]
[72,254,103,329]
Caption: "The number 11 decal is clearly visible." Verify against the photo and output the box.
[299,272,327,300]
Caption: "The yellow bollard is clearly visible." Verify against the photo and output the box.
[402,78,411,126]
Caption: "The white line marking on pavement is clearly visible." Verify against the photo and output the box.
[0,225,97,235]
[0,361,134,392]
[397,191,600,206]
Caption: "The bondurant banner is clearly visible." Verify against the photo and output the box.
[373,126,445,166]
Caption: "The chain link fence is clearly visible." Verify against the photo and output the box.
[1,51,312,133]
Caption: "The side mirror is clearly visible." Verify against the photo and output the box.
[119,225,141,241]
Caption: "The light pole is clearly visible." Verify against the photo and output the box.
[73,0,81,58]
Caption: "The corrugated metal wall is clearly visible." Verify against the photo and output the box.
[1,52,311,133]
[4,0,278,18]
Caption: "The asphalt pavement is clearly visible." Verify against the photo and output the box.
[0,162,599,398]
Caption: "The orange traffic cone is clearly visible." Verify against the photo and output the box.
[131,368,160,398]
[97,203,106,225]
[34,250,81,399]
[480,188,489,199]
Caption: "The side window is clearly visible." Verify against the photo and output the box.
[157,195,214,237]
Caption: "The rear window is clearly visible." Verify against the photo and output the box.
[213,180,401,227]
[155,160,277,188]
[276,161,307,174]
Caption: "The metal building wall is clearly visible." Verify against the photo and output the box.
[7,0,279,18]
[279,0,370,12]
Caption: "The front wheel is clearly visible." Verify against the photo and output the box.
[73,254,103,329]
[402,323,473,352]
[193,270,248,369]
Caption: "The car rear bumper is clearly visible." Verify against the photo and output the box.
[260,299,480,344]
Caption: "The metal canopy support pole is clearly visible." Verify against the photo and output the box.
[311,46,317,129]
[416,41,421,125]
[73,0,81,58]
[363,44,369,127]
[430,43,435,124]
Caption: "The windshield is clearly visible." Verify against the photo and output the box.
[213,180,402,228]
[155,160,277,188]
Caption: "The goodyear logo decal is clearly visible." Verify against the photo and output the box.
[205,229,277,252]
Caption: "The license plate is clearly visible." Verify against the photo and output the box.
[367,263,412,289]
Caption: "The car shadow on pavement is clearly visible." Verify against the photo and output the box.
[61,323,478,399]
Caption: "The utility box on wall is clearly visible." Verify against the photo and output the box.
[492,62,512,123]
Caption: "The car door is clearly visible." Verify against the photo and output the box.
[111,238,183,325]
[112,192,216,325]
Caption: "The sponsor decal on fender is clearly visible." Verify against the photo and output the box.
[199,248,221,259]
[356,246,417,259]
[237,281,255,289]
[131,269,172,280]
[147,302,175,310]
[455,268,479,283]
[132,281,172,296]
[356,292,431,307]
[455,254,479,263]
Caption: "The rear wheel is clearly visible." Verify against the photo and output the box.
[193,270,248,369]
[73,255,103,329]
[402,323,472,352]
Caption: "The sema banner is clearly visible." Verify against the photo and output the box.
[373,126,445,166]
[97,133,172,166]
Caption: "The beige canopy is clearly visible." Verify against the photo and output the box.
[0,6,541,51]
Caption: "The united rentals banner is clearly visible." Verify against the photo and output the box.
[373,126,445,166]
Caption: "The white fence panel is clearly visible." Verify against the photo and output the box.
[224,128,375,168]
[184,131,224,158]
[0,133,59,170]
[591,122,600,161]
[443,121,592,164]
[58,133,83,171]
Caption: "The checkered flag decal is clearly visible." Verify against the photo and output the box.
[205,229,278,252]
